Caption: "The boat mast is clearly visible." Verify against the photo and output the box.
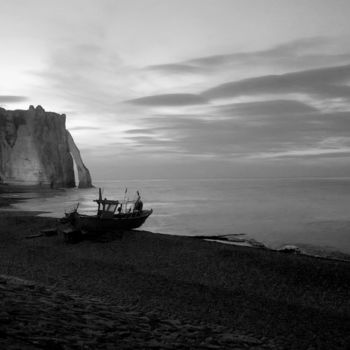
[122,188,127,213]
[98,188,102,213]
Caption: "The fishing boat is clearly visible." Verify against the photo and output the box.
[62,188,153,240]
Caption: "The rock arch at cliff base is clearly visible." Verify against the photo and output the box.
[66,130,92,189]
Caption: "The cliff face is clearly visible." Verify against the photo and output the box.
[0,105,92,188]
[66,131,92,189]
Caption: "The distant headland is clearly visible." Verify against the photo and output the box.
[0,105,92,188]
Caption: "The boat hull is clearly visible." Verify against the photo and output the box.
[73,209,153,233]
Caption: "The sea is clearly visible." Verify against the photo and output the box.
[4,177,350,259]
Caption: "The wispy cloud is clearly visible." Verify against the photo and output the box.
[127,100,350,162]
[254,147,350,160]
[124,128,155,135]
[146,37,350,76]
[69,126,101,131]
[125,93,208,106]
[202,64,350,101]
[32,35,350,176]
[213,99,318,117]
[0,95,28,103]
[36,43,139,116]
[146,63,202,74]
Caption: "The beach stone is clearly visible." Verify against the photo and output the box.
[0,311,11,324]
[118,330,131,338]
[163,319,181,328]
[202,344,222,349]
[145,339,166,348]
[220,333,237,342]
[236,335,263,345]
[0,274,278,350]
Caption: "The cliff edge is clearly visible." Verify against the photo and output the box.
[66,131,92,189]
[0,105,92,188]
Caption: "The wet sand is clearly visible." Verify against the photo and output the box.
[0,190,349,349]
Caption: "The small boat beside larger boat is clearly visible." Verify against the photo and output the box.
[62,188,153,242]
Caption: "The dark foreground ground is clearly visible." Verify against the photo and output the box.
[0,192,349,349]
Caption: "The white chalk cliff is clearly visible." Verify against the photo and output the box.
[0,105,92,188]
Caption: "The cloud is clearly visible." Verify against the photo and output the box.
[145,37,350,75]
[125,128,155,134]
[214,99,318,117]
[0,95,28,103]
[33,34,350,176]
[69,126,101,131]
[188,37,329,66]
[146,63,202,74]
[202,64,350,101]
[125,93,208,106]
[132,105,350,161]
[255,147,350,160]
[36,42,137,115]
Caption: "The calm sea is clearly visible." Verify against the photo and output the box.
[6,177,350,257]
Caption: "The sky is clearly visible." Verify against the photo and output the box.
[1,0,350,179]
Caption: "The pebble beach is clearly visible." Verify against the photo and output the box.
[0,192,349,349]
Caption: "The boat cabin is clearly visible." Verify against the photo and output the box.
[94,199,120,218]
[93,189,144,218]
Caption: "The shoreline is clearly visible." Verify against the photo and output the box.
[2,184,350,263]
[199,236,350,263]
[0,209,349,348]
